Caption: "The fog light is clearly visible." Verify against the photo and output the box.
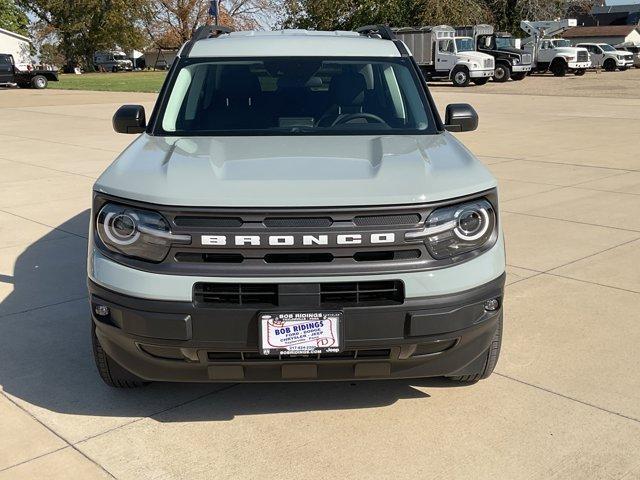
[94,305,110,316]
[484,299,499,312]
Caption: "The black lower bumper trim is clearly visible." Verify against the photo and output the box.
[89,273,505,382]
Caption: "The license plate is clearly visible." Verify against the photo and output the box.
[259,311,342,356]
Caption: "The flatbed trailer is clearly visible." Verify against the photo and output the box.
[0,53,59,89]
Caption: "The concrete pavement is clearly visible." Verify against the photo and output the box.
[1,72,640,479]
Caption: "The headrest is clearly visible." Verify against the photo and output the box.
[219,65,260,98]
[329,72,367,107]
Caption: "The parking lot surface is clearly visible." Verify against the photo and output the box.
[1,70,640,479]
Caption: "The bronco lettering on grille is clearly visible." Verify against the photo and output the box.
[201,233,396,247]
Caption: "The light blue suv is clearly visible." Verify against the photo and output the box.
[89,25,505,387]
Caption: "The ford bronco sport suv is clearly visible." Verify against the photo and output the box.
[89,25,506,387]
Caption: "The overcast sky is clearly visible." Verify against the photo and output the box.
[605,0,640,4]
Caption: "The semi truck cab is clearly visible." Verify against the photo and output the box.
[395,26,495,87]
[456,25,532,82]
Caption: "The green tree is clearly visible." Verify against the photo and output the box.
[283,0,492,30]
[282,0,590,35]
[0,0,29,35]
[17,0,147,69]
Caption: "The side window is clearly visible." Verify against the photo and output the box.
[0,55,11,65]
[438,39,454,54]
[540,41,549,50]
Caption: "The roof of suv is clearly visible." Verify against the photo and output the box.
[187,30,402,58]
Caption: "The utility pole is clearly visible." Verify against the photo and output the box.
[209,0,220,25]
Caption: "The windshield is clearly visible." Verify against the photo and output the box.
[552,39,571,48]
[495,37,515,49]
[600,44,616,52]
[455,38,475,52]
[114,54,127,60]
[158,57,435,136]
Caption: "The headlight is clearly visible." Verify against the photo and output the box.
[96,203,190,262]
[563,56,576,62]
[512,57,520,65]
[406,199,496,260]
[472,63,479,68]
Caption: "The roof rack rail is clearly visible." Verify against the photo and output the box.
[192,24,234,41]
[356,25,395,40]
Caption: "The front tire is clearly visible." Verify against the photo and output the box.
[493,63,511,82]
[551,59,567,77]
[451,67,470,87]
[511,72,526,81]
[31,75,48,89]
[472,77,489,86]
[604,59,616,72]
[448,313,502,383]
[92,323,148,388]
[574,69,586,76]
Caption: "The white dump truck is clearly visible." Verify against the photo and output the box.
[520,19,591,76]
[394,25,495,87]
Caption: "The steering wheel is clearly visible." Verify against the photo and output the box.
[331,113,388,127]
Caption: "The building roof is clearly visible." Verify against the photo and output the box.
[187,30,401,58]
[564,25,638,38]
[0,27,31,43]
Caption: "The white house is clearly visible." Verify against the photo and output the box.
[0,27,31,68]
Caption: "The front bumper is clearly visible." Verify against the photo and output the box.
[469,68,494,78]
[90,273,505,382]
[512,64,532,72]
[568,61,591,70]
[617,59,634,67]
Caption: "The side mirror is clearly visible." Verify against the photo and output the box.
[444,103,478,132]
[113,105,146,134]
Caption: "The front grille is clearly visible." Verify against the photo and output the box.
[194,280,405,307]
[577,51,588,62]
[175,252,243,263]
[96,189,498,276]
[176,250,421,264]
[207,349,391,362]
[264,253,333,263]
[264,217,333,227]
[320,281,404,306]
[173,216,242,228]
[484,58,494,68]
[353,249,421,262]
[194,283,279,306]
[354,214,420,226]
[164,204,433,275]
[522,53,532,64]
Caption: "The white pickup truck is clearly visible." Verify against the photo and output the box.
[576,43,634,71]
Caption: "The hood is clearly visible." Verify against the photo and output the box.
[95,133,496,208]
[493,46,525,56]
[555,46,586,55]
[458,51,493,62]
[615,50,633,57]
